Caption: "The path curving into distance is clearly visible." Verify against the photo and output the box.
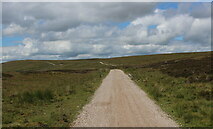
[72,69,178,127]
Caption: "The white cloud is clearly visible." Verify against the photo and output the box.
[42,40,72,54]
[3,24,26,36]
[2,3,156,31]
[185,18,211,45]
[122,14,196,45]
[2,2,211,62]
[131,13,165,26]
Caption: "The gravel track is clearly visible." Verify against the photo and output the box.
[72,69,178,127]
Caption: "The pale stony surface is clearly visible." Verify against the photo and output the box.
[72,69,178,127]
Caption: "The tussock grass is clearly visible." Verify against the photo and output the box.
[124,56,212,127]
[17,89,54,103]
[3,69,109,127]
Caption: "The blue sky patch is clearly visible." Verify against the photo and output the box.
[157,3,178,10]
[148,25,157,29]
[118,21,130,29]
[174,35,184,41]
[106,21,130,29]
[2,36,26,47]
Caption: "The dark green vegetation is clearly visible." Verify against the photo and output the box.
[3,63,109,126]
[2,51,212,127]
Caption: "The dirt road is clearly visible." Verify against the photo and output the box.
[72,69,178,127]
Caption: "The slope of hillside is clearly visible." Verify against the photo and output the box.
[2,59,105,72]
[2,51,212,127]
[3,51,210,72]
[104,51,211,68]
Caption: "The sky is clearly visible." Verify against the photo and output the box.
[1,2,212,62]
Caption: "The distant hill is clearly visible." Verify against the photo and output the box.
[2,51,211,72]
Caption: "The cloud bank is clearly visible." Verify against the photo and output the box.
[2,2,211,62]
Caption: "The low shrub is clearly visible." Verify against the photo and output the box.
[175,91,184,99]
[18,89,54,103]
[150,85,162,100]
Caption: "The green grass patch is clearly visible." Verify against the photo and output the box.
[17,89,54,104]
[124,67,212,127]
[2,69,109,127]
